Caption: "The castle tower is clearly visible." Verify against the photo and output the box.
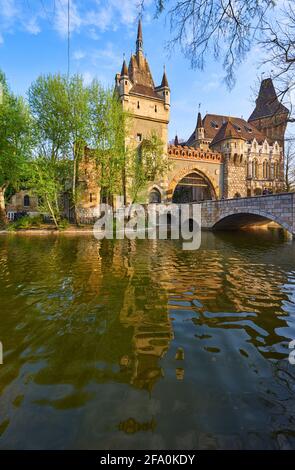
[248,78,289,147]
[115,20,170,155]
[210,119,247,198]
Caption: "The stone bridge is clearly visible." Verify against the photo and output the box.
[198,193,295,237]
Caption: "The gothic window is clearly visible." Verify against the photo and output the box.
[149,188,161,203]
[252,160,258,179]
[24,195,30,207]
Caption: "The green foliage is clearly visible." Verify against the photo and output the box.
[128,131,170,203]
[8,214,43,231]
[28,73,93,224]
[0,70,33,207]
[89,83,128,202]
[58,218,70,230]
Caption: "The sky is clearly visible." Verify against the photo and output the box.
[0,0,293,141]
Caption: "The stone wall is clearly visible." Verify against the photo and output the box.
[199,193,295,236]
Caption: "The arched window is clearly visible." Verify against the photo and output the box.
[274,161,279,179]
[149,188,161,203]
[263,161,269,179]
[24,195,30,207]
[252,160,258,179]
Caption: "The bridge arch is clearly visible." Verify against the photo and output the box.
[212,209,292,234]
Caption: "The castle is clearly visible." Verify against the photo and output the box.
[112,20,288,205]
[7,20,289,219]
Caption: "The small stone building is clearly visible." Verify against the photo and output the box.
[6,190,39,220]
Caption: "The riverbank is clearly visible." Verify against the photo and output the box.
[0,225,95,235]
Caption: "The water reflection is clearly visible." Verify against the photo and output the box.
[0,230,294,449]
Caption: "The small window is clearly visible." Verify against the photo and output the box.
[89,193,93,203]
[125,80,127,85]
[210,120,219,129]
[137,101,140,109]
[155,105,157,113]
[24,195,30,207]
[136,133,142,142]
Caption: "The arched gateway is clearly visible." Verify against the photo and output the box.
[169,169,217,203]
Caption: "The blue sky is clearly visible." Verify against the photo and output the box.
[0,0,290,141]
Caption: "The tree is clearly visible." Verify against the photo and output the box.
[89,83,127,205]
[0,70,33,224]
[260,4,295,122]
[127,131,170,203]
[28,73,92,225]
[147,0,276,88]
[284,138,295,192]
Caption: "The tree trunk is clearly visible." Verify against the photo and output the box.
[45,195,59,229]
[0,186,7,226]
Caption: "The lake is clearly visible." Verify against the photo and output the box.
[0,230,295,449]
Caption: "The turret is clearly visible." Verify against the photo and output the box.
[195,112,204,141]
[156,66,170,109]
[118,57,132,98]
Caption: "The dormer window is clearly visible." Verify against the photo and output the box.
[210,120,219,129]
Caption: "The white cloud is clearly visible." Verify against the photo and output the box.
[82,71,94,86]
[24,17,41,35]
[73,49,86,60]
[54,0,82,37]
[0,1,154,45]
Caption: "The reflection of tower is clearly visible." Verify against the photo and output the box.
[119,242,174,392]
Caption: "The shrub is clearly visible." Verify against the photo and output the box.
[8,214,43,230]
[58,218,70,230]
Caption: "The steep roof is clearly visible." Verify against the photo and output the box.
[210,120,247,146]
[160,70,169,88]
[186,113,269,145]
[128,53,155,89]
[249,78,289,121]
[121,59,128,76]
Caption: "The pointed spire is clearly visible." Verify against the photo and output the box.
[197,111,202,128]
[121,56,128,76]
[174,134,179,146]
[136,19,143,53]
[161,65,169,88]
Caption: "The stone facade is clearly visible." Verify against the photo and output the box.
[6,190,39,220]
